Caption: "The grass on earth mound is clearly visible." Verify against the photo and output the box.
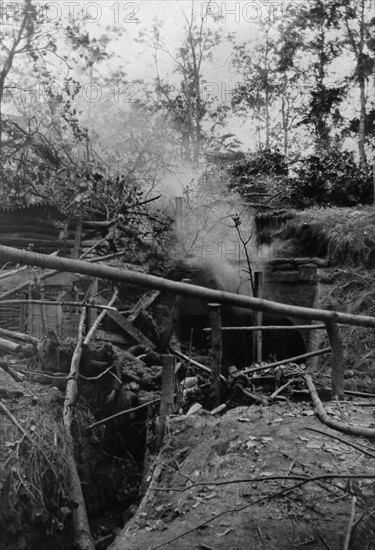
[256,206,375,268]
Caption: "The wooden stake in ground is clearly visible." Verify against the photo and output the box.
[324,320,344,399]
[157,355,175,451]
[209,303,222,408]
[253,271,263,363]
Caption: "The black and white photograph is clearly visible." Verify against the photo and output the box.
[0,1,375,548]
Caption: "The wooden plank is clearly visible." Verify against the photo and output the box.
[95,329,131,345]
[127,291,161,324]
[96,297,155,349]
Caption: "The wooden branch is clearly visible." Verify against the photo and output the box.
[0,265,28,280]
[305,375,375,437]
[240,386,269,405]
[242,348,332,375]
[171,348,226,382]
[86,398,161,430]
[269,378,295,400]
[83,290,118,346]
[63,308,95,550]
[306,427,375,459]
[1,245,375,328]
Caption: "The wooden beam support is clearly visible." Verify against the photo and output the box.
[96,297,155,349]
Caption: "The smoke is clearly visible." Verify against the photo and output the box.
[157,161,275,297]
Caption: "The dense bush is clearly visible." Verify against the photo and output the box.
[288,149,373,208]
[226,148,289,201]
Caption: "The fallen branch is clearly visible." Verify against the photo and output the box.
[171,349,226,382]
[0,265,28,280]
[63,308,95,550]
[305,426,375,459]
[240,386,268,405]
[86,398,161,430]
[242,348,331,375]
[305,375,375,438]
[269,378,295,400]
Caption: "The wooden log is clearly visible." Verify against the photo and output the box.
[324,320,344,399]
[157,355,175,451]
[0,337,22,353]
[1,245,375,328]
[0,328,38,345]
[209,303,222,408]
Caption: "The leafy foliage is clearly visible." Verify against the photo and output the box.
[288,149,373,208]
[226,148,289,202]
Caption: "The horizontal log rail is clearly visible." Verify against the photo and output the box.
[0,299,117,311]
[1,245,375,328]
[204,324,326,332]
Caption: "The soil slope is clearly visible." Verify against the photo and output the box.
[111,402,375,550]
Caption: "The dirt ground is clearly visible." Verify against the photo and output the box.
[110,401,375,550]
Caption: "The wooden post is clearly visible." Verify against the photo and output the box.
[175,197,184,233]
[87,278,98,332]
[157,355,175,451]
[252,272,263,363]
[324,320,344,399]
[209,303,222,408]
